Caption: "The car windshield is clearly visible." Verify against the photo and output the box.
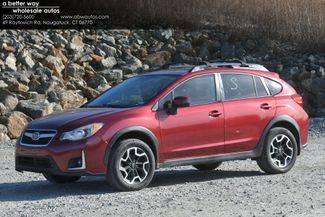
[84,74,180,108]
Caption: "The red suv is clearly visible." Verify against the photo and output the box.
[15,61,309,191]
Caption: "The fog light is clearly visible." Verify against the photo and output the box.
[68,151,86,170]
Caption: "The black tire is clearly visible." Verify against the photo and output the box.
[193,162,222,171]
[43,173,81,184]
[257,127,298,174]
[106,139,155,191]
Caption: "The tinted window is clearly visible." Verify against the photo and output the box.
[173,75,217,106]
[85,75,180,108]
[221,74,256,100]
[158,92,173,109]
[254,76,269,97]
[265,78,282,95]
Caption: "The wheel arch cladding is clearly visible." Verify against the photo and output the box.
[104,126,159,167]
[258,115,301,156]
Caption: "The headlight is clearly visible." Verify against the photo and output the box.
[60,123,103,141]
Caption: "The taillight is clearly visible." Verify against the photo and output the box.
[291,94,304,107]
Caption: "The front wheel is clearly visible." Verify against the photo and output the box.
[257,127,298,174]
[43,173,81,184]
[106,139,155,191]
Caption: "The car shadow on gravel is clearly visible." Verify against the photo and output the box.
[0,169,264,202]
[150,169,264,187]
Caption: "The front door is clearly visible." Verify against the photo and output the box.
[157,74,225,162]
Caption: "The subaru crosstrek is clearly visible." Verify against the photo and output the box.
[15,61,309,191]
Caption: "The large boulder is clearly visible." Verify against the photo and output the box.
[87,74,108,89]
[154,29,173,41]
[0,111,32,139]
[16,99,57,119]
[5,53,17,71]
[81,86,99,100]
[121,55,143,74]
[0,89,18,110]
[0,80,8,89]
[51,33,68,48]
[144,51,171,67]
[66,63,85,78]
[19,50,35,69]
[0,102,7,115]
[101,35,116,46]
[99,43,117,57]
[0,124,10,143]
[56,90,87,109]
[99,57,117,69]
[100,69,123,82]
[44,55,65,78]
[68,35,84,53]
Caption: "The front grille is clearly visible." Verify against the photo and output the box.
[16,156,52,169]
[20,129,56,146]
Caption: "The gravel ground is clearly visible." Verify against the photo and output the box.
[0,120,324,217]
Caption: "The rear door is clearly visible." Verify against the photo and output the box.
[219,73,275,153]
[157,74,225,161]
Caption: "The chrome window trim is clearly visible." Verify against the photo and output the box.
[253,75,270,97]
[260,76,271,96]
[219,72,274,102]
[20,129,57,147]
[155,73,219,110]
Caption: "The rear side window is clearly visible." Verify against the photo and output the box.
[254,76,269,97]
[264,78,282,95]
[221,74,256,100]
[173,74,217,106]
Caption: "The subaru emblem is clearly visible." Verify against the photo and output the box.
[31,132,40,140]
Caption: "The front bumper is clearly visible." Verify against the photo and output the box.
[15,155,87,176]
[15,135,108,175]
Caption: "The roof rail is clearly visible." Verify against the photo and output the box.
[162,63,194,70]
[162,60,269,73]
[189,60,269,72]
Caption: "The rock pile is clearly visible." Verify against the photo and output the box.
[0,29,324,142]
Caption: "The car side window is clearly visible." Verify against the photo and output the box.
[158,92,173,109]
[254,76,269,97]
[264,78,282,95]
[172,74,217,106]
[221,74,256,100]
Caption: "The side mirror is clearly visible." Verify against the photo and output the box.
[173,96,190,108]
[163,96,190,115]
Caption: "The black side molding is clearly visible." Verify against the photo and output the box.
[103,126,159,167]
[254,115,300,157]
[159,151,257,168]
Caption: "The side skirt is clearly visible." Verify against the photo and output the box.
[158,150,259,168]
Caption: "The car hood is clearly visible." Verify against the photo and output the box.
[27,107,128,130]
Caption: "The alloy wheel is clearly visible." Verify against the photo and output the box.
[119,147,150,184]
[269,134,294,168]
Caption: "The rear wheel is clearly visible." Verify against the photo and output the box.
[106,139,155,191]
[193,162,222,171]
[43,173,81,184]
[257,127,298,174]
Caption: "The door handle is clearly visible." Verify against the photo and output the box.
[209,110,222,117]
[260,103,272,110]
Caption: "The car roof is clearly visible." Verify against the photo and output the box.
[141,61,278,79]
